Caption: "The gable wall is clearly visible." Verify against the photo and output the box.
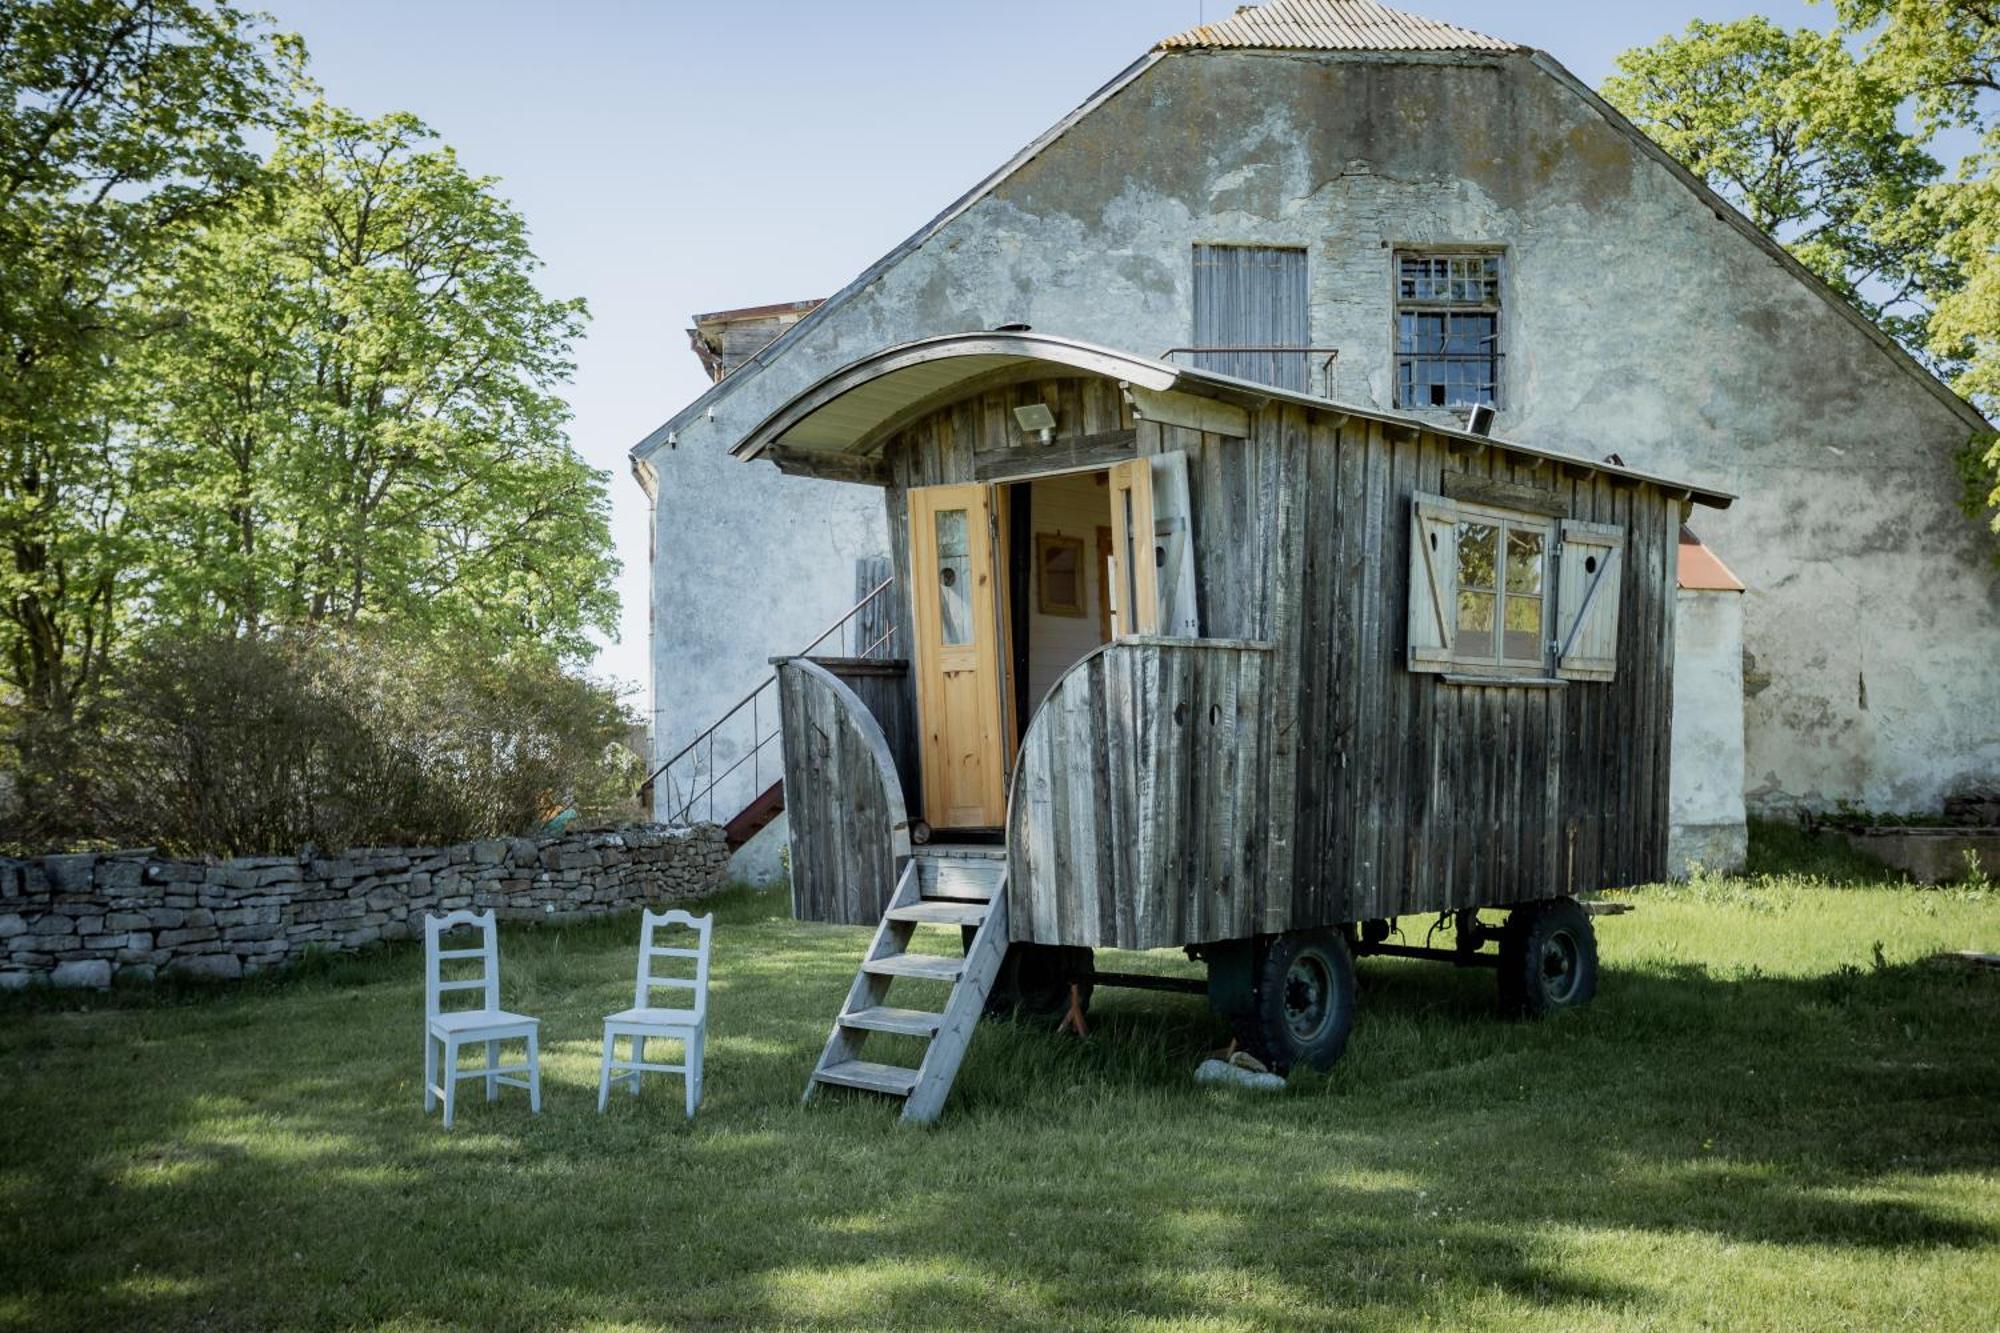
[649,47,1999,816]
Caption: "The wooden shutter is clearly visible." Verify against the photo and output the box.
[1408,493,1457,673]
[1556,520,1625,681]
[1192,244,1309,391]
[1149,451,1200,638]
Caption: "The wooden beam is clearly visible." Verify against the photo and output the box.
[1442,471,1568,517]
[1121,385,1249,439]
[972,427,1137,481]
[762,446,889,486]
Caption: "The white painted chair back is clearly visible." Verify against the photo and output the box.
[425,909,501,1018]
[634,909,712,1017]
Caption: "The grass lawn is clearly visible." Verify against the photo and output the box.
[2,827,1996,1331]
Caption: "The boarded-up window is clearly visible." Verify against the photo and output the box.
[1395,251,1501,410]
[1192,244,1309,392]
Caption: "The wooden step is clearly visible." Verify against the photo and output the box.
[885,901,989,926]
[813,1059,920,1097]
[917,858,1004,903]
[861,953,965,982]
[838,1005,943,1037]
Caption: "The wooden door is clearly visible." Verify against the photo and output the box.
[908,483,1009,828]
[1108,458,1159,636]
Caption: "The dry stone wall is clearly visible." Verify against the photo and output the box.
[0,824,730,990]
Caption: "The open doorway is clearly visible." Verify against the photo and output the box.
[906,455,1195,833]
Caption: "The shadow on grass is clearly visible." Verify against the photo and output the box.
[2,882,1995,1329]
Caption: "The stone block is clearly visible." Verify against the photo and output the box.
[115,964,157,984]
[93,859,143,891]
[106,911,152,931]
[51,959,112,990]
[0,913,23,938]
[0,970,35,991]
[364,886,403,913]
[146,907,187,929]
[165,954,242,981]
[30,915,77,936]
[83,932,142,951]
[155,926,220,949]
[42,854,97,894]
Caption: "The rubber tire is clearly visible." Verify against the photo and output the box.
[1497,897,1599,1018]
[984,943,1093,1019]
[1232,931,1356,1074]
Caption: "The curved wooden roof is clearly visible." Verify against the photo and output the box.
[734,331,1734,509]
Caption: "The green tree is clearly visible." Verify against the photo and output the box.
[1826,2,2000,531]
[0,0,280,721]
[1602,17,1955,361]
[132,96,618,659]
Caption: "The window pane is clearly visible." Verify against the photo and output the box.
[1502,593,1542,662]
[1456,591,1495,656]
[935,508,972,645]
[1505,527,1544,594]
[1456,521,1497,591]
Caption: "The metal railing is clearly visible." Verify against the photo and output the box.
[645,575,899,828]
[1162,346,1341,399]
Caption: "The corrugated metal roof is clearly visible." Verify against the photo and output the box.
[1158,0,1518,53]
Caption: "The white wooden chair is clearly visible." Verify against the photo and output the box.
[423,910,542,1129]
[597,909,712,1117]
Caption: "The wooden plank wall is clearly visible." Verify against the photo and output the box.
[775,658,911,926]
[817,657,918,815]
[1158,406,1680,930]
[1008,639,1273,949]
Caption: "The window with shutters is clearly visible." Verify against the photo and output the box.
[1395,251,1501,411]
[1408,493,1624,682]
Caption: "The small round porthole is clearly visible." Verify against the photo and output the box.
[940,567,957,587]
[1584,555,1598,575]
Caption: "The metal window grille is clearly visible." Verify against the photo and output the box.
[1395,252,1501,410]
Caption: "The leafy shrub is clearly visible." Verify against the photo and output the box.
[0,631,642,855]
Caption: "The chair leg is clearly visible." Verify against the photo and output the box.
[484,1039,500,1102]
[684,1031,699,1119]
[423,1031,437,1114]
[526,1029,542,1114]
[631,1035,646,1095]
[695,1025,705,1106]
[441,1037,459,1130]
[597,1025,615,1113]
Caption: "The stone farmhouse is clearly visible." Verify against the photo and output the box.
[630,0,2000,878]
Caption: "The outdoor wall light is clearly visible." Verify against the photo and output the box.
[1013,402,1056,444]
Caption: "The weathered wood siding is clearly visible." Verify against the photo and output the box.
[815,656,919,818]
[1008,639,1273,949]
[775,658,910,926]
[879,374,1682,946]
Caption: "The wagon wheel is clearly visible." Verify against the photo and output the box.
[1233,930,1356,1074]
[1497,897,1599,1017]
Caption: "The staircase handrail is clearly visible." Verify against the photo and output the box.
[644,575,897,825]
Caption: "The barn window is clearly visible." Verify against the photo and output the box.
[1409,492,1618,681]
[1395,251,1501,411]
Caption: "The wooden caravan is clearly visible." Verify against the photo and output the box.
[746,331,1733,1121]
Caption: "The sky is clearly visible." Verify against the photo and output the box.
[264,0,1834,718]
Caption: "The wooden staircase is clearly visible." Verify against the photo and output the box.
[804,849,1009,1125]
